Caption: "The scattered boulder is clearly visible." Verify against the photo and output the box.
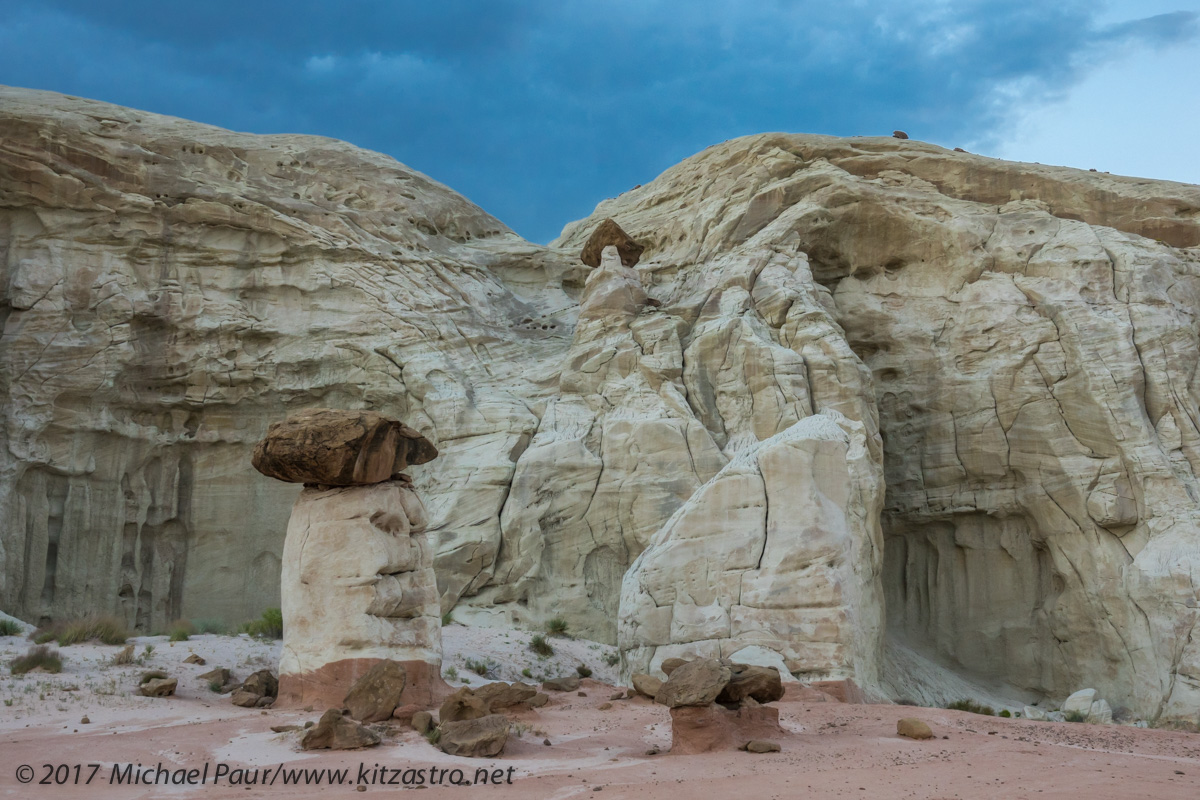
[252,408,437,486]
[241,670,279,699]
[230,690,262,708]
[474,681,538,712]
[271,724,303,733]
[183,654,206,665]
[717,664,783,705]
[411,711,434,734]
[632,673,662,699]
[893,130,909,139]
[1062,688,1113,723]
[580,218,644,268]
[438,714,510,758]
[1023,706,1048,721]
[80,716,90,724]
[897,718,934,740]
[439,687,489,723]
[660,658,688,676]
[529,693,550,708]
[343,660,407,722]
[655,658,731,708]
[301,709,381,750]
[542,676,581,692]
[198,667,231,686]
[139,678,177,698]
[745,740,781,753]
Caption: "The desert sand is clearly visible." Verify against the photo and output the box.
[3,625,1198,799]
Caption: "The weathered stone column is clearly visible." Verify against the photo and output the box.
[252,408,448,708]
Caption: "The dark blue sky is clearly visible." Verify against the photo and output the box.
[2,1,1197,242]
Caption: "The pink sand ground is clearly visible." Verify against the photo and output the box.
[3,630,1199,799]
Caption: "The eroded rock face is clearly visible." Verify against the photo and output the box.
[252,409,436,486]
[620,412,885,686]
[277,480,445,708]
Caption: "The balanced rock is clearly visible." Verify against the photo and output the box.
[438,714,510,758]
[717,664,784,705]
[632,673,662,698]
[139,678,177,698]
[897,718,934,740]
[252,408,436,487]
[655,659,731,708]
[343,660,407,722]
[580,218,644,268]
[300,709,380,750]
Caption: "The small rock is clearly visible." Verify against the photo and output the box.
[609,692,624,701]
[411,711,434,734]
[357,786,366,793]
[183,654,206,665]
[631,673,662,699]
[240,669,278,699]
[660,658,688,676]
[598,702,612,710]
[745,740,781,753]
[343,660,407,722]
[301,709,381,750]
[438,714,509,758]
[255,696,275,708]
[197,667,231,686]
[578,691,587,697]
[529,693,550,708]
[542,676,581,692]
[543,738,551,746]
[80,716,90,724]
[230,690,262,708]
[897,718,933,740]
[645,747,660,756]
[139,678,177,698]
[893,130,909,139]
[271,724,302,733]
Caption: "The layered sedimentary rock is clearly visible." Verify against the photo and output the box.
[619,411,884,685]
[6,87,1200,721]
[557,134,1200,720]
[276,479,444,707]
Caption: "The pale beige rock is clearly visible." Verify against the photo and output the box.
[278,481,441,691]
[897,718,933,740]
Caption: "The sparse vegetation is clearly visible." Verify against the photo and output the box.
[946,699,996,716]
[168,619,194,642]
[192,618,226,635]
[110,644,136,666]
[521,667,533,679]
[441,610,455,626]
[32,615,130,646]
[999,709,1012,718]
[576,664,593,678]
[1064,710,1087,723]
[604,652,619,667]
[140,644,155,664]
[529,634,554,657]
[444,666,459,681]
[424,727,442,745]
[10,645,63,675]
[545,617,569,636]
[208,680,224,693]
[465,657,497,677]
[240,608,283,639]
[0,619,23,636]
[511,721,530,738]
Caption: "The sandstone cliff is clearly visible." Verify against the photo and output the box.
[4,87,1200,721]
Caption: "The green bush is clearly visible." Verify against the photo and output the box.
[441,610,455,626]
[604,652,619,667]
[465,657,496,677]
[168,620,193,642]
[576,664,593,678]
[1064,710,1087,723]
[529,634,554,657]
[444,666,459,680]
[521,667,533,678]
[208,680,224,693]
[240,608,283,639]
[192,619,227,635]
[10,645,62,675]
[545,617,569,636]
[946,699,995,716]
[998,709,1012,718]
[34,615,130,646]
[0,619,23,636]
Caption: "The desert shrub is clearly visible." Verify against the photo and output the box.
[521,667,533,678]
[424,727,441,745]
[465,657,497,677]
[35,615,130,646]
[110,644,136,666]
[208,680,224,693]
[0,619,23,636]
[192,619,227,635]
[604,652,620,667]
[441,610,455,626]
[576,664,593,678]
[240,608,283,639]
[168,619,194,642]
[545,617,569,636]
[529,634,554,657]
[444,666,459,680]
[946,699,995,716]
[1064,710,1087,723]
[10,645,62,675]
[999,709,1012,718]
